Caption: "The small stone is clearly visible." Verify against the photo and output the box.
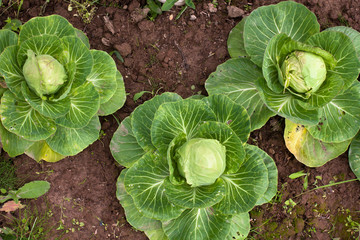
[114,43,132,57]
[208,3,217,13]
[190,15,197,21]
[227,6,244,18]
[169,14,174,21]
[268,148,275,155]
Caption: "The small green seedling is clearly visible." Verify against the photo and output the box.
[289,170,309,191]
[109,50,124,63]
[2,17,22,32]
[284,198,297,214]
[133,90,152,102]
[0,181,50,204]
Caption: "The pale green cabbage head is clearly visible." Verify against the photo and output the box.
[176,138,226,187]
[23,49,67,97]
[281,51,326,97]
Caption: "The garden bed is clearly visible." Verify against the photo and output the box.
[0,0,359,239]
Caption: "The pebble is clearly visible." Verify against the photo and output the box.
[227,6,245,18]
[190,15,197,21]
[208,3,217,13]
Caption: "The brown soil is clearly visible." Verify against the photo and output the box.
[0,0,359,239]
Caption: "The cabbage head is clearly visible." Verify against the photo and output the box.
[206,1,360,168]
[111,93,278,240]
[0,15,126,162]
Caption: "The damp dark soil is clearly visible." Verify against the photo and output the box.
[0,0,359,239]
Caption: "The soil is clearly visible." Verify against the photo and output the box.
[0,0,359,239]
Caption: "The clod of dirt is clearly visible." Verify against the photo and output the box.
[124,58,134,68]
[138,20,155,32]
[114,43,132,57]
[128,0,141,12]
[215,46,228,59]
[227,6,245,18]
[130,7,150,23]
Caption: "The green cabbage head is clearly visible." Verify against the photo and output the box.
[176,138,226,187]
[23,50,67,97]
[0,15,126,162]
[281,51,326,97]
[111,93,278,240]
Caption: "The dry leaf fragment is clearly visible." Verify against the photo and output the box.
[103,16,115,34]
[0,200,25,213]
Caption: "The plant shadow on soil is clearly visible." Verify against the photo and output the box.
[0,0,359,239]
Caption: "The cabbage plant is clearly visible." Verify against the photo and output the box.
[205,1,360,168]
[0,15,126,162]
[110,93,277,240]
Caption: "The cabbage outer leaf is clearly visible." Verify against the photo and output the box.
[163,177,226,209]
[0,29,18,53]
[227,17,248,58]
[46,115,100,156]
[151,98,216,153]
[0,121,33,157]
[59,36,93,87]
[25,140,65,162]
[55,81,100,128]
[116,169,163,231]
[307,81,360,143]
[124,153,184,221]
[0,90,56,141]
[98,71,126,116]
[162,208,231,240]
[132,92,182,152]
[21,82,71,119]
[17,34,63,66]
[205,58,275,131]
[19,15,75,43]
[325,26,360,65]
[202,94,250,144]
[0,45,25,97]
[226,213,250,240]
[244,1,319,66]
[110,116,145,168]
[86,50,117,104]
[255,146,278,205]
[213,144,269,215]
[349,132,360,179]
[285,119,351,167]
